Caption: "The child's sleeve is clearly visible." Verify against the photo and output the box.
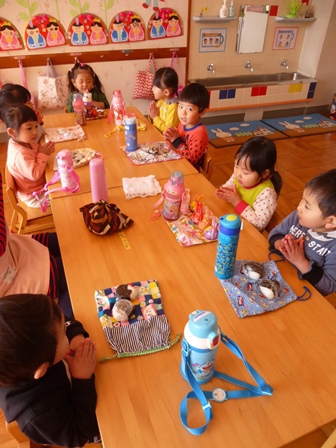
[221,174,235,188]
[268,215,291,248]
[236,187,278,232]
[14,150,48,182]
[0,173,7,257]
[300,258,336,296]
[153,102,179,132]
[96,92,110,109]
[65,318,89,340]
[172,125,208,165]
[67,92,74,113]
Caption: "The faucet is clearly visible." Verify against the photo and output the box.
[245,61,254,72]
[280,59,289,70]
[207,63,215,75]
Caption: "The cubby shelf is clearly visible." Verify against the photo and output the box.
[274,16,316,22]
[192,16,237,23]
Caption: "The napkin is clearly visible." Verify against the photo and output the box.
[44,124,86,142]
[122,175,162,200]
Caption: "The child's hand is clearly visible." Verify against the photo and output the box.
[92,100,105,110]
[65,338,96,379]
[163,126,180,142]
[38,141,55,156]
[215,185,240,207]
[149,101,159,119]
[278,235,311,273]
[68,334,85,352]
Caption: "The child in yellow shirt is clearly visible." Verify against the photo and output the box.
[149,67,179,133]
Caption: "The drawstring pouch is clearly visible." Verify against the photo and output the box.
[180,331,273,435]
[218,259,311,318]
[80,200,133,235]
[33,149,80,211]
[94,279,180,362]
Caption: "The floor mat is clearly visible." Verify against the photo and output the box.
[262,114,336,137]
[206,120,287,148]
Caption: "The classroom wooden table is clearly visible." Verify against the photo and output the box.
[50,172,336,448]
[43,107,197,199]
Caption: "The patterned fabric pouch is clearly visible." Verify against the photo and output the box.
[80,200,133,235]
[94,279,180,361]
[219,260,310,318]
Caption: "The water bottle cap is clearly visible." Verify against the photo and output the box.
[89,157,103,167]
[170,170,184,184]
[73,93,83,103]
[124,114,136,124]
[56,149,73,167]
[219,214,241,235]
[188,310,218,339]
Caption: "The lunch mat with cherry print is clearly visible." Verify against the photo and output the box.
[206,120,286,148]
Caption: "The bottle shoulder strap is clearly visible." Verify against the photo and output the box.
[33,167,80,211]
[180,331,273,435]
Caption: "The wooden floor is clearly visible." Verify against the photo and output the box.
[1,131,336,447]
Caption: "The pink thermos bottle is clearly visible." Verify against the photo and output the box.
[89,158,108,203]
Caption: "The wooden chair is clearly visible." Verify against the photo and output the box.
[5,166,55,235]
[321,427,336,448]
[6,419,102,448]
[199,151,214,181]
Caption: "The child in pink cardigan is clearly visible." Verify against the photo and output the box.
[4,104,54,208]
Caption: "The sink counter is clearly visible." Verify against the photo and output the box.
[189,72,317,112]
[189,72,315,89]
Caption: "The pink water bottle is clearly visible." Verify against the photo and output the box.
[56,149,80,192]
[163,171,185,221]
[108,89,126,125]
[72,93,86,126]
[90,158,108,203]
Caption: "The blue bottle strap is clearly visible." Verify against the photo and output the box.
[180,332,273,435]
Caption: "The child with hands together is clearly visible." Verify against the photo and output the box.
[216,137,282,232]
[163,83,209,167]
[269,169,336,296]
[4,104,55,208]
[149,67,179,132]
[0,293,99,447]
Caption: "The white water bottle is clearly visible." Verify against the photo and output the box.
[90,158,108,203]
[180,310,220,384]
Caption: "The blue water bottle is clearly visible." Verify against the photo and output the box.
[181,310,220,384]
[214,214,241,279]
[124,114,138,152]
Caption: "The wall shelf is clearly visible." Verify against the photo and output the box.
[274,16,316,23]
[193,16,237,23]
